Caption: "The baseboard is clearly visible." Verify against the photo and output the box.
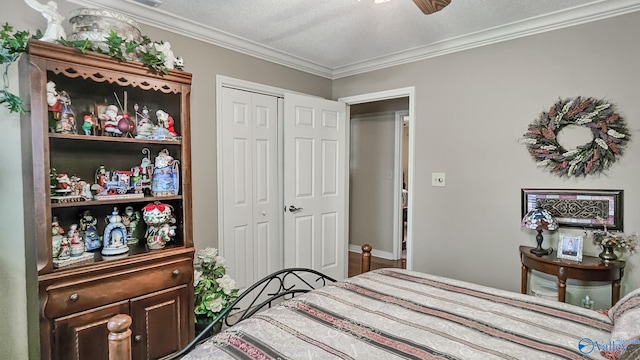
[349,244,395,260]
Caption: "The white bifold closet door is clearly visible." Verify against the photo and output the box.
[220,87,281,291]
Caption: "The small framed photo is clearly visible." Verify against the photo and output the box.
[94,102,108,118]
[557,233,583,262]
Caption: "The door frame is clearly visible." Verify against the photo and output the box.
[339,87,415,270]
[216,76,415,270]
[393,110,409,260]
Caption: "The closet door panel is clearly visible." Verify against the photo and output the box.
[220,88,280,289]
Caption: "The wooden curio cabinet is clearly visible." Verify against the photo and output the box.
[19,40,194,360]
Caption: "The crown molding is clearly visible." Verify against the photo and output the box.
[332,0,640,78]
[66,0,335,78]
[67,0,640,80]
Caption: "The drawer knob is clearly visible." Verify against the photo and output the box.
[172,269,180,277]
[134,335,142,342]
[69,293,79,302]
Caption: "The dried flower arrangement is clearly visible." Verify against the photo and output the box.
[592,226,638,255]
[521,97,631,178]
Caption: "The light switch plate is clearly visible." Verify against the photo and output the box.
[432,172,446,187]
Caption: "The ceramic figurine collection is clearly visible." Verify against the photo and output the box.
[51,200,176,267]
[51,215,94,268]
[44,53,183,268]
[51,147,179,203]
[47,80,181,141]
[49,144,181,265]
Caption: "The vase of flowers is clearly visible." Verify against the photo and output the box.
[193,247,238,336]
[592,224,638,262]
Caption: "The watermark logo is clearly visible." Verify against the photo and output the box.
[579,338,640,355]
[578,338,594,354]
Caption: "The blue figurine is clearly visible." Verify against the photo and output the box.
[80,210,101,251]
[102,207,129,256]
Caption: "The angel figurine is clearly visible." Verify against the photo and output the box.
[153,42,177,70]
[24,0,66,42]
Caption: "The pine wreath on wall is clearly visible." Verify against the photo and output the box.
[521,96,631,178]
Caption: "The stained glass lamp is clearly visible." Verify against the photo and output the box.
[521,208,558,256]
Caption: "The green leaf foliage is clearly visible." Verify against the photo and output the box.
[139,43,168,75]
[103,30,126,61]
[1,23,29,114]
[1,21,183,114]
[0,90,25,114]
[124,40,138,55]
[1,23,29,56]
[57,38,93,53]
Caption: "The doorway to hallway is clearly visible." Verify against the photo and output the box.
[348,98,409,263]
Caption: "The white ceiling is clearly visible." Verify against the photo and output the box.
[67,0,640,79]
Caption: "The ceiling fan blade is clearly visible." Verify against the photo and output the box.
[412,0,451,14]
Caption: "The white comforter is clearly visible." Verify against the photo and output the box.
[184,269,612,359]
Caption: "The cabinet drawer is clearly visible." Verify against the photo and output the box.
[44,258,192,318]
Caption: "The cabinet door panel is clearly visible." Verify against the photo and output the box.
[130,285,189,360]
[53,301,129,360]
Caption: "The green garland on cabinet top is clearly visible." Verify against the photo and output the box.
[1,22,185,115]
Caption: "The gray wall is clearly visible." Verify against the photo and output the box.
[3,1,640,357]
[0,1,331,358]
[350,112,396,254]
[333,12,640,299]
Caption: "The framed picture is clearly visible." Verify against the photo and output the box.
[94,102,108,118]
[557,233,583,262]
[94,102,109,136]
[521,189,623,231]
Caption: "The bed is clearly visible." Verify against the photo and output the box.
[107,248,640,360]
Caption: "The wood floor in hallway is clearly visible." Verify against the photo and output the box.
[348,251,406,277]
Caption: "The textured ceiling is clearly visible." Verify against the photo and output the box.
[67,0,640,78]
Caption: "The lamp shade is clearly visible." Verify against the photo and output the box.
[521,208,558,231]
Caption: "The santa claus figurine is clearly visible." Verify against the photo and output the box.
[55,173,72,196]
[156,109,179,137]
[99,105,123,136]
[47,81,61,112]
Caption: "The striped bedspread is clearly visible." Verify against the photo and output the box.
[183,269,612,359]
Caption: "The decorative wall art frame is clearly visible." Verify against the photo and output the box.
[557,233,583,262]
[521,96,631,178]
[521,189,623,231]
